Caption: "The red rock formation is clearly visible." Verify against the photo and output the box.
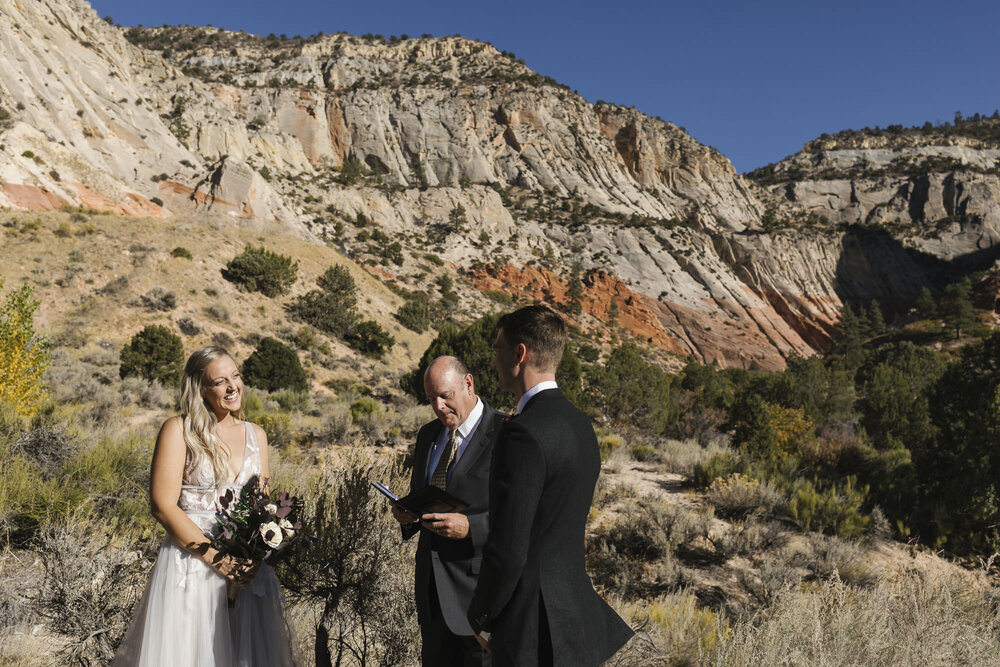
[0,182,166,218]
[325,99,348,166]
[1,183,65,210]
[468,263,837,370]
[64,182,168,218]
[364,265,397,282]
[469,263,686,355]
[756,289,838,350]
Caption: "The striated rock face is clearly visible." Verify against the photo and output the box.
[0,0,298,225]
[758,130,1000,262]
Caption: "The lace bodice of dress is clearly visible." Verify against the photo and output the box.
[178,421,261,533]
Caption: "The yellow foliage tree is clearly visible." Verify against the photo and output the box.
[763,403,815,457]
[0,278,49,416]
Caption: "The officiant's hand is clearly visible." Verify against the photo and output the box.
[390,503,419,525]
[421,512,469,539]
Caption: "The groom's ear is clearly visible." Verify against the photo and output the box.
[514,343,528,366]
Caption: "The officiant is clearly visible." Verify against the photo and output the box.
[391,355,505,666]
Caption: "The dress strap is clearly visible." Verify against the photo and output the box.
[245,421,258,452]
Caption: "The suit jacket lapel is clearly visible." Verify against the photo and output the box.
[448,404,496,483]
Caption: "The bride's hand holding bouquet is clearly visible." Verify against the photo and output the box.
[211,474,307,605]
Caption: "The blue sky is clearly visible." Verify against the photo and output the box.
[88,0,999,173]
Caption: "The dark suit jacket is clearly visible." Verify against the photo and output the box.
[468,388,633,666]
[403,399,503,636]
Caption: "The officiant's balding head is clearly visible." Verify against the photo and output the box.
[424,356,477,431]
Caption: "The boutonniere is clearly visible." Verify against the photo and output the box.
[501,414,516,425]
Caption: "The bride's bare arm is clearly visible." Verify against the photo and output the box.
[150,416,250,582]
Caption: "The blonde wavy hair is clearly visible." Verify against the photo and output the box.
[179,346,244,485]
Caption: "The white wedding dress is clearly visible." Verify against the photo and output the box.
[113,422,295,666]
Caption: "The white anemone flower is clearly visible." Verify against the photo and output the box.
[259,521,283,548]
[264,503,278,515]
[278,518,295,537]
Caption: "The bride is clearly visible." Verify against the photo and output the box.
[113,346,295,666]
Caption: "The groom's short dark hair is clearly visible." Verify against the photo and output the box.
[497,305,566,372]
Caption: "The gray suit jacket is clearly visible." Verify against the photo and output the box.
[403,400,503,635]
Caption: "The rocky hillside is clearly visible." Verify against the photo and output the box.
[750,117,1000,264]
[6,0,1000,371]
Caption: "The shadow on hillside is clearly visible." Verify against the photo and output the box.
[832,225,1000,314]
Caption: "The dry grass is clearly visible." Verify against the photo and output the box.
[31,514,154,664]
[2,209,435,397]
[705,473,785,520]
[656,437,731,477]
[610,590,727,666]
[711,572,1000,666]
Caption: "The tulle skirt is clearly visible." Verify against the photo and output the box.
[113,537,295,666]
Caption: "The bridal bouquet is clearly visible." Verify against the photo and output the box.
[211,475,307,604]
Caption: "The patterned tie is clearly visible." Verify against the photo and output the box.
[430,428,458,489]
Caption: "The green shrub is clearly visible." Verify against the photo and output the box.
[289,291,356,337]
[289,265,357,337]
[588,344,676,434]
[0,436,40,544]
[346,320,395,359]
[271,389,310,413]
[222,245,298,297]
[119,325,184,386]
[317,265,355,295]
[586,496,693,597]
[2,427,153,547]
[919,331,1000,553]
[170,246,192,259]
[789,476,871,539]
[255,409,294,449]
[481,290,512,305]
[395,296,430,333]
[241,337,308,392]
[692,451,741,489]
[577,344,600,363]
[706,473,785,520]
[350,397,379,423]
[338,157,367,185]
[598,433,623,462]
[630,442,657,462]
[60,432,153,527]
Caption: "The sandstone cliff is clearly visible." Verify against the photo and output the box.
[752,120,1000,263]
[11,0,988,370]
[0,0,297,224]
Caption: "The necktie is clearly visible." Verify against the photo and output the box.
[430,429,458,488]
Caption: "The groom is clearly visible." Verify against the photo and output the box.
[468,305,633,666]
